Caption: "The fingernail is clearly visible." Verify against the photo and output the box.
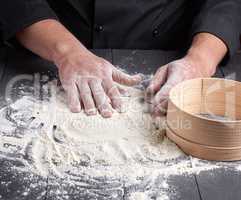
[102,109,112,118]
[70,105,81,113]
[86,108,97,115]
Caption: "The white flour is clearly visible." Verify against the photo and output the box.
[0,81,224,200]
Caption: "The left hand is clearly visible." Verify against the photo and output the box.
[146,56,216,117]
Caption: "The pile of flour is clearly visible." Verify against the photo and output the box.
[0,80,221,200]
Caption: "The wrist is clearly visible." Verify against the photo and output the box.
[51,39,89,66]
[185,33,228,77]
[185,46,217,77]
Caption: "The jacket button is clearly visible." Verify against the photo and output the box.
[153,29,159,37]
[95,25,104,32]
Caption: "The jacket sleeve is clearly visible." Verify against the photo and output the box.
[190,0,241,59]
[0,0,58,43]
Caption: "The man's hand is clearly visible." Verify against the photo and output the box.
[146,57,210,117]
[55,48,141,117]
[16,19,142,117]
[146,33,227,117]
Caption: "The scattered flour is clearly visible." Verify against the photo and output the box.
[0,80,226,199]
[129,192,149,200]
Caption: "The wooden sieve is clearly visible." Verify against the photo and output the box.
[166,78,241,161]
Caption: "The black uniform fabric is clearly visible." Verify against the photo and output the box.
[0,0,58,42]
[0,0,240,58]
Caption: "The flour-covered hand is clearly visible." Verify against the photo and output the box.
[55,48,142,118]
[146,57,216,117]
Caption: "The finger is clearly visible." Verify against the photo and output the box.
[89,79,113,118]
[113,69,142,86]
[77,79,97,116]
[65,83,82,113]
[152,63,184,109]
[152,99,168,117]
[146,65,168,96]
[103,79,123,112]
[153,81,172,107]
[117,85,130,97]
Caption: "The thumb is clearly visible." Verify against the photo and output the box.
[152,66,181,108]
[146,65,168,94]
[151,82,173,117]
[145,65,168,103]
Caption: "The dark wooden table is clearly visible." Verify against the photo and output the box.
[0,46,241,200]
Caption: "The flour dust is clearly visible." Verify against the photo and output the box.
[0,79,227,200]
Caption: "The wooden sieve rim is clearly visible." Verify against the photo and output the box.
[169,78,241,124]
[166,124,241,150]
[167,78,241,149]
[166,125,241,161]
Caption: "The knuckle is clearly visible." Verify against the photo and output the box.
[89,77,101,85]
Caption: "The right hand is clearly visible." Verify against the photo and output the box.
[54,46,142,118]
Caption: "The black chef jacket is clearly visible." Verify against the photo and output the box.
[0,0,240,58]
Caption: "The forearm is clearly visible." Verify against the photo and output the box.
[186,33,227,76]
[16,19,88,63]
